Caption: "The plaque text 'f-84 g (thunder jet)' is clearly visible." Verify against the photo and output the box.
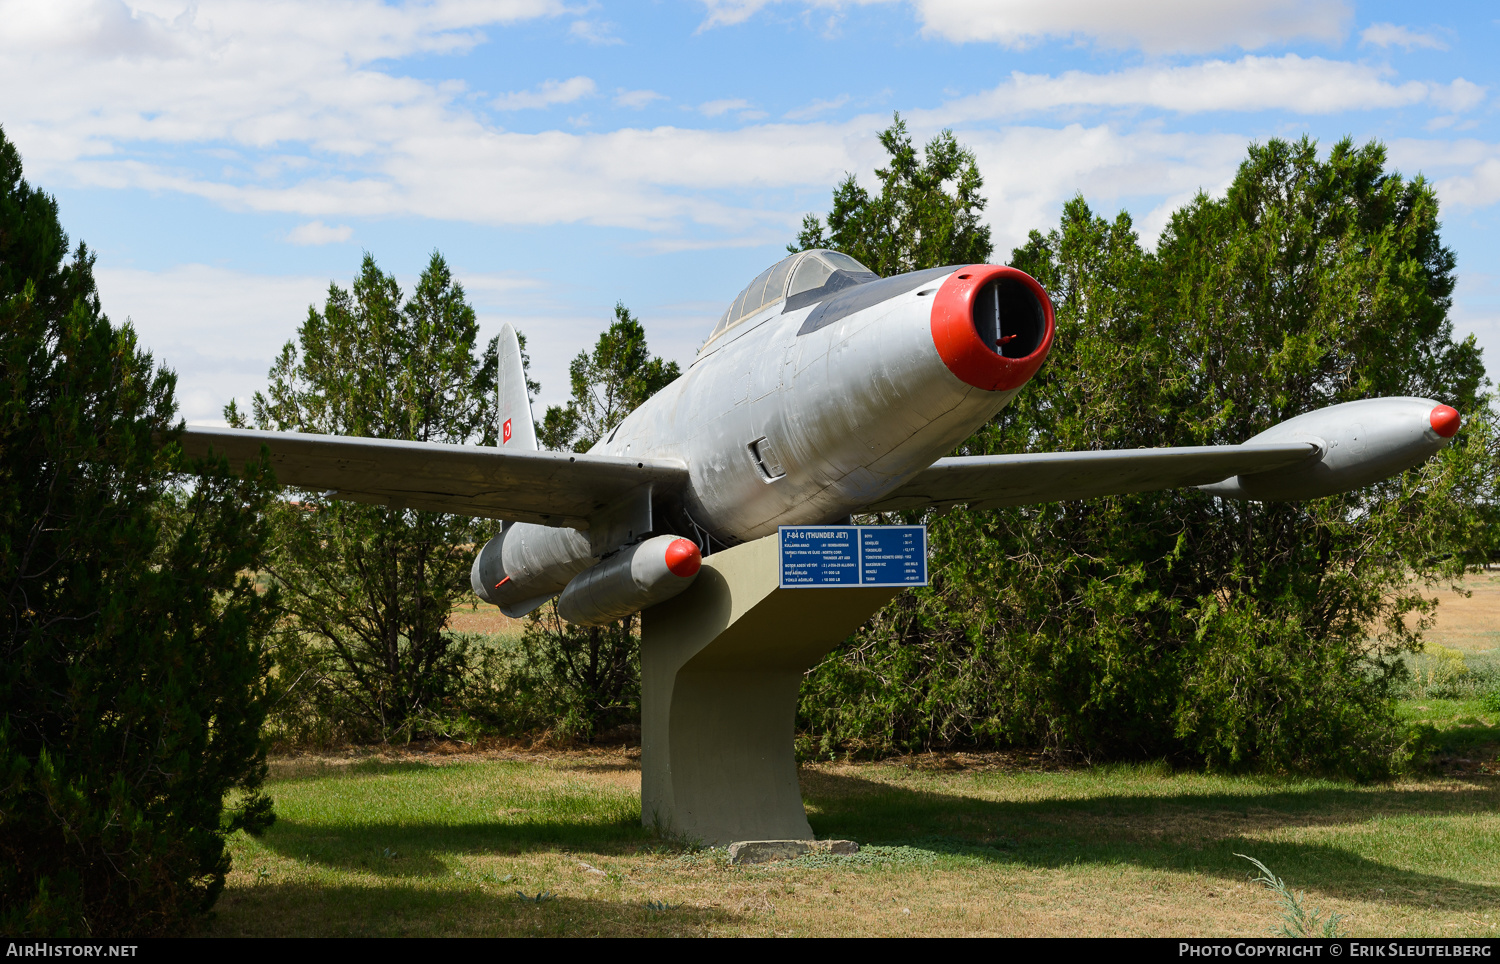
[181,248,1463,623]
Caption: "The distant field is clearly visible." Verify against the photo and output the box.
[447,600,529,640]
[444,570,1500,651]
[1418,569,1500,653]
[205,744,1500,938]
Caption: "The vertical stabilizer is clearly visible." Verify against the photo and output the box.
[496,323,538,451]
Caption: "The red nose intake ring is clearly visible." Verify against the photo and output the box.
[930,265,1056,392]
[1430,404,1461,438]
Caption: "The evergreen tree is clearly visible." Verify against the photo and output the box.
[1,125,278,935]
[231,253,499,740]
[792,113,992,275]
[540,302,680,452]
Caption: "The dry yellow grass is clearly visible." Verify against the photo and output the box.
[1419,569,1500,653]
[446,600,529,637]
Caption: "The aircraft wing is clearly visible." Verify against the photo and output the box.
[178,426,688,529]
[864,443,1319,511]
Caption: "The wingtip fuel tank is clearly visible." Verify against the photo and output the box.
[1197,397,1460,501]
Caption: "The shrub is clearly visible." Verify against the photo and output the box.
[0,126,278,935]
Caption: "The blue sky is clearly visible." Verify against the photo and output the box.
[4,0,1497,422]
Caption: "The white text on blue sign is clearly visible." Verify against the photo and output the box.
[778,525,927,588]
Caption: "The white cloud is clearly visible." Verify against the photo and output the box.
[695,0,1351,54]
[493,76,597,111]
[784,94,850,120]
[698,98,754,117]
[6,0,1491,250]
[615,88,666,109]
[912,0,1350,53]
[1448,291,1500,386]
[1429,79,1486,114]
[568,19,623,45]
[1367,138,1500,213]
[285,220,353,244]
[1437,157,1500,210]
[922,56,1485,121]
[455,271,545,298]
[1361,22,1447,51]
[0,0,567,174]
[95,264,331,423]
[0,1,848,233]
[695,0,784,28]
[954,125,1247,253]
[1,0,564,64]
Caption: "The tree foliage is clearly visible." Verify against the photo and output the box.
[539,302,680,452]
[792,112,992,273]
[231,253,498,741]
[798,135,1494,776]
[1,126,278,935]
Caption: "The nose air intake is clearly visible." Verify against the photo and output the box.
[930,265,1055,391]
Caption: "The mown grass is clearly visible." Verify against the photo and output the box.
[202,744,1500,938]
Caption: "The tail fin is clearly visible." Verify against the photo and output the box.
[496,323,538,451]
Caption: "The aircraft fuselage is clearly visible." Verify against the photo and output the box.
[474,262,1056,616]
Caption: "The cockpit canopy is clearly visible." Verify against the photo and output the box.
[703,248,876,352]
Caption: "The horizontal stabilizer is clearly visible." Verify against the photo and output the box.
[178,426,688,529]
[865,443,1318,511]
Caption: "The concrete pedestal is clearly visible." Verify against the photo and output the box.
[640,534,898,845]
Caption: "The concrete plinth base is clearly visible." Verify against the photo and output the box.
[728,839,860,865]
[640,534,898,845]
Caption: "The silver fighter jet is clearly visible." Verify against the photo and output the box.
[183,249,1463,625]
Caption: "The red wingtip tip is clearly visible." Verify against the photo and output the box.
[664,538,702,578]
[1430,404,1461,438]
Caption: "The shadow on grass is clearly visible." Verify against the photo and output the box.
[1428,721,1500,760]
[257,758,654,876]
[207,882,742,938]
[267,757,513,786]
[800,768,1500,911]
[256,814,656,878]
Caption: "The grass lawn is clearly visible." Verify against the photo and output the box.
[203,744,1500,938]
[205,575,1500,938]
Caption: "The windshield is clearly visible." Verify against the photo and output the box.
[703,249,875,351]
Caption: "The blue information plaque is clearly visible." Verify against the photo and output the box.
[778,525,927,589]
